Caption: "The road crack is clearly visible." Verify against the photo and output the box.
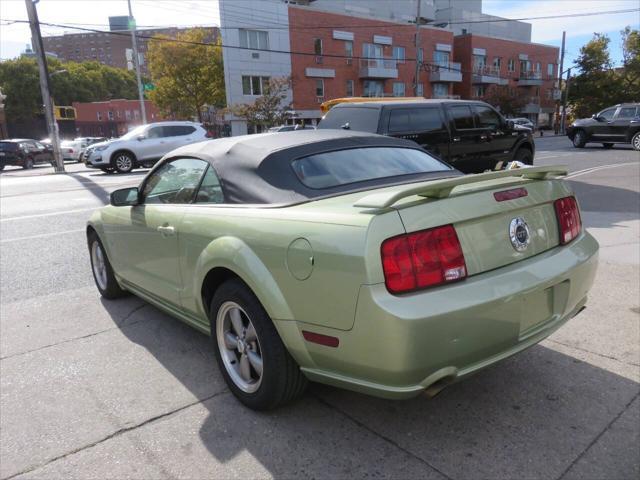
[546,338,640,367]
[1,390,229,480]
[0,303,149,361]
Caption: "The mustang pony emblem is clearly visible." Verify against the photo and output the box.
[509,217,531,252]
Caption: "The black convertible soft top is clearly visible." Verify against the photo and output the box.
[165,129,457,205]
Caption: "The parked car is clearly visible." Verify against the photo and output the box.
[317,100,536,173]
[85,122,209,173]
[61,137,107,162]
[567,103,640,150]
[268,125,315,132]
[88,130,598,410]
[0,139,54,170]
[511,117,535,130]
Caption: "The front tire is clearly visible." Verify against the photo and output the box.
[572,130,587,148]
[113,152,134,173]
[88,232,128,299]
[632,132,640,151]
[23,157,34,169]
[210,279,307,410]
[513,147,533,165]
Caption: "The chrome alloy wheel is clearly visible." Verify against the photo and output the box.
[633,133,640,151]
[115,154,132,172]
[216,301,263,393]
[91,241,108,290]
[573,131,585,147]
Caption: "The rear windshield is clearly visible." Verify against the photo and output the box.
[318,107,380,132]
[291,147,451,189]
[0,142,18,151]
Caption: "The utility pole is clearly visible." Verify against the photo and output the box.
[413,0,422,96]
[24,0,64,173]
[127,0,147,124]
[554,31,566,135]
[561,68,572,134]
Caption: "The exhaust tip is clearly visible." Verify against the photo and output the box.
[424,376,455,398]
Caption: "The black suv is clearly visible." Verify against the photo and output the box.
[317,100,535,173]
[567,103,640,150]
[0,139,54,171]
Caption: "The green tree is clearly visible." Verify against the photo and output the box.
[483,85,527,117]
[618,26,640,102]
[0,57,139,122]
[232,77,292,129]
[147,28,225,121]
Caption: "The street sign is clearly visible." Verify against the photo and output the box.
[143,83,155,91]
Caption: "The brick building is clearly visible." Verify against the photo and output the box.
[453,34,558,125]
[42,22,218,76]
[73,99,165,137]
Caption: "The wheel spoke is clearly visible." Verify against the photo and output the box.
[229,308,244,336]
[245,322,257,342]
[239,354,251,381]
[247,350,263,377]
[224,331,238,350]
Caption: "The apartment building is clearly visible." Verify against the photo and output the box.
[42,20,218,76]
[73,99,164,137]
[453,34,558,125]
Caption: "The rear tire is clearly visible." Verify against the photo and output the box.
[210,279,307,410]
[23,157,34,169]
[88,232,128,299]
[602,143,614,149]
[572,130,587,148]
[113,152,134,173]
[513,147,533,165]
[632,132,640,152]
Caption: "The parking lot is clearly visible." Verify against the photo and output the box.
[1,135,638,479]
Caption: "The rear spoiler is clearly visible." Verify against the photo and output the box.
[353,165,568,209]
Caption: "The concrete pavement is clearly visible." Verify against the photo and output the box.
[1,137,638,479]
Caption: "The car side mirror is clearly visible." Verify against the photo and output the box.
[506,120,515,130]
[136,135,145,141]
[592,114,604,122]
[110,187,139,206]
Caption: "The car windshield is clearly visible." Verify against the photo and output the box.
[0,142,18,151]
[291,147,452,189]
[120,125,147,140]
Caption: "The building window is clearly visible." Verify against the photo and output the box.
[547,63,555,77]
[345,40,353,58]
[393,82,405,96]
[346,79,354,97]
[520,60,531,74]
[433,83,448,98]
[363,43,383,60]
[473,85,486,97]
[239,29,269,50]
[242,75,270,95]
[473,55,486,71]
[416,83,424,97]
[363,80,384,97]
[108,111,114,121]
[434,50,449,68]
[508,58,515,72]
[125,110,131,120]
[315,79,324,97]
[493,57,501,71]
[535,62,541,72]
[392,46,405,64]
[134,110,140,120]
[418,48,424,63]
[96,111,102,121]
[314,38,323,56]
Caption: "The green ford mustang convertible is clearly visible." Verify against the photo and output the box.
[87,130,599,410]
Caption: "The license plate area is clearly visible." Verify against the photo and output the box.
[519,280,570,338]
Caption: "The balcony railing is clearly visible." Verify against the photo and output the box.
[472,66,508,85]
[429,62,462,82]
[359,57,398,79]
[518,70,543,86]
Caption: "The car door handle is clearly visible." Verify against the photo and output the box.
[157,225,175,237]
[453,137,461,142]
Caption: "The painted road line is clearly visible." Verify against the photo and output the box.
[566,162,638,179]
[0,207,98,222]
[1,228,85,243]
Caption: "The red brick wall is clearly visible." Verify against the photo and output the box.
[453,34,559,110]
[72,99,165,136]
[288,6,456,112]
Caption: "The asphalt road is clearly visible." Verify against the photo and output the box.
[1,136,638,480]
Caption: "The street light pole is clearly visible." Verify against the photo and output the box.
[24,0,65,173]
[127,0,147,124]
[561,67,572,134]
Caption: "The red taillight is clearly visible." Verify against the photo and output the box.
[554,196,582,245]
[381,224,467,294]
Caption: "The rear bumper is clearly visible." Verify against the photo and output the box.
[286,231,599,399]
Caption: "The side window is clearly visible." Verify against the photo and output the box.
[598,109,616,121]
[142,158,209,204]
[475,105,502,131]
[388,108,443,133]
[616,107,637,119]
[195,166,224,204]
[146,126,165,139]
[165,126,196,137]
[447,105,476,130]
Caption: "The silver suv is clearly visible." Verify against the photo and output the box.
[85,121,209,173]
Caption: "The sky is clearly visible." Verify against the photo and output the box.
[1,0,638,70]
